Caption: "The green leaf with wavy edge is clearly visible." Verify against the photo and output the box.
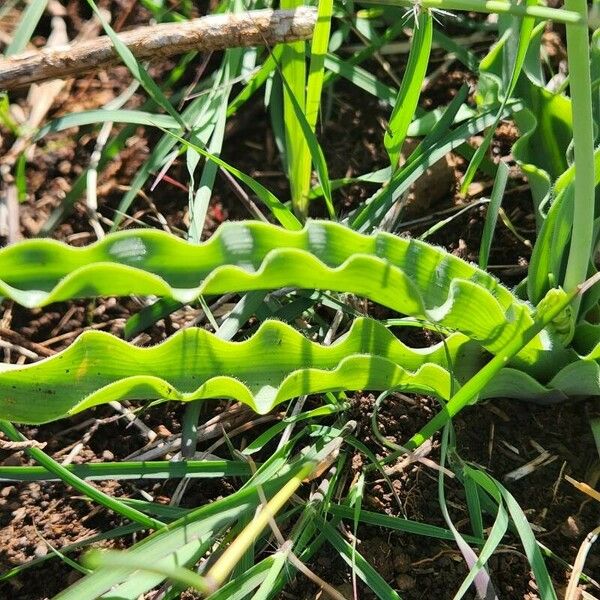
[0,317,469,424]
[0,220,559,377]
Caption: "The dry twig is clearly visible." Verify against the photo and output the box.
[0,8,317,90]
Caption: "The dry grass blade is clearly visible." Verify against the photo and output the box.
[565,524,600,600]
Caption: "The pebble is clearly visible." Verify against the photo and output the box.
[102,450,114,461]
[396,574,416,591]
[0,486,15,497]
[393,551,411,573]
[33,542,48,558]
[560,515,583,540]
[11,507,27,521]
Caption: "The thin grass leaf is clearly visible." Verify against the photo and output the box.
[279,61,334,218]
[437,422,499,600]
[188,46,243,241]
[280,0,309,216]
[112,84,221,230]
[227,47,282,117]
[496,479,558,599]
[463,469,485,540]
[5,0,48,56]
[323,53,397,104]
[317,517,402,600]
[249,550,289,600]
[328,504,483,544]
[351,86,504,231]
[84,549,211,593]
[0,420,165,530]
[479,161,509,269]
[322,19,406,88]
[36,535,90,576]
[309,166,390,199]
[206,557,279,600]
[460,0,537,192]
[163,128,302,229]
[433,28,480,72]
[0,523,141,583]
[305,0,333,132]
[384,10,433,169]
[243,405,343,455]
[86,0,186,128]
[54,470,298,599]
[35,110,181,140]
[453,465,511,600]
[124,298,183,340]
[40,52,196,235]
[0,459,252,482]
[419,199,489,240]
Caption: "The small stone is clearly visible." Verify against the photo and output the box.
[396,574,416,591]
[560,515,582,540]
[29,483,41,500]
[393,551,411,573]
[33,542,48,558]
[11,507,27,521]
[156,425,172,438]
[58,160,71,175]
[102,450,114,461]
[0,486,15,497]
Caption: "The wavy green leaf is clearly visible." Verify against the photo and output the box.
[0,318,470,424]
[0,220,559,376]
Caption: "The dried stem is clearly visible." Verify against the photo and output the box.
[0,8,317,90]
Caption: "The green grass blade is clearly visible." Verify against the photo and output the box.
[562,0,596,312]
[0,523,141,583]
[86,0,186,128]
[384,11,433,169]
[227,48,282,117]
[324,53,397,104]
[305,0,333,132]
[124,298,183,339]
[280,0,308,217]
[0,420,165,530]
[460,1,537,192]
[479,161,509,269]
[317,517,402,600]
[83,550,211,593]
[5,0,48,56]
[279,62,334,218]
[206,557,278,600]
[35,110,181,140]
[328,503,480,543]
[164,129,302,229]
[0,459,252,482]
[495,479,558,599]
[249,550,288,600]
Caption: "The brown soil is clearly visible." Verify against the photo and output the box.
[0,3,598,600]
